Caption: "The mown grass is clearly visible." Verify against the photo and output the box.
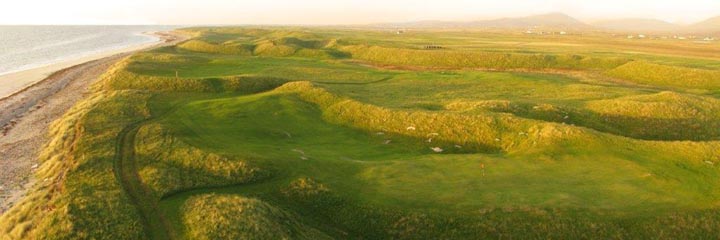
[3,27,720,239]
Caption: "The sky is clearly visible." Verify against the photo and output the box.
[1,0,719,25]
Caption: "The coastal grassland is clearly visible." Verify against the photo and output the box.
[0,89,151,239]
[149,83,720,239]
[319,71,720,141]
[3,27,720,239]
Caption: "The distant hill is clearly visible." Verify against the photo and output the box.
[689,16,720,34]
[593,19,679,33]
[371,13,720,36]
[474,13,592,30]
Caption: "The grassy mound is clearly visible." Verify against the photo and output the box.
[277,81,586,153]
[445,92,720,141]
[182,194,330,240]
[607,61,720,90]
[135,124,263,199]
[342,45,628,70]
[130,52,209,64]
[253,39,298,57]
[584,92,720,140]
[104,59,289,93]
[177,40,253,55]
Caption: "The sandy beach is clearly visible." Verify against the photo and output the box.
[0,33,163,99]
[0,31,185,214]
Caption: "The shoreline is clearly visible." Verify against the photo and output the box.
[0,31,165,100]
[0,30,186,214]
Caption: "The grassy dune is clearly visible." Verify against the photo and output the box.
[0,90,150,239]
[342,45,629,70]
[607,61,720,91]
[182,194,330,239]
[3,27,720,239]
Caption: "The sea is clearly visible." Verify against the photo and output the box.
[0,25,176,76]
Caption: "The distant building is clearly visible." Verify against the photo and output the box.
[704,37,716,41]
[638,34,646,39]
[559,31,567,35]
[627,35,634,39]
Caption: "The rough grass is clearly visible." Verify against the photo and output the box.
[0,90,151,239]
[177,40,253,55]
[607,61,720,90]
[342,45,629,70]
[182,194,331,240]
[135,124,263,199]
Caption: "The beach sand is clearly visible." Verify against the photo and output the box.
[0,31,186,214]
[0,34,161,99]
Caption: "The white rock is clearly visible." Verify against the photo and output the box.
[431,147,444,153]
[406,126,416,131]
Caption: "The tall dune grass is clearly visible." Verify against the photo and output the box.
[178,40,253,55]
[276,81,585,153]
[0,91,151,239]
[182,194,331,240]
[135,124,262,199]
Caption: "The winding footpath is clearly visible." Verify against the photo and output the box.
[114,120,176,239]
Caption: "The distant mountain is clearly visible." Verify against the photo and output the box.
[593,19,679,33]
[474,13,592,30]
[372,13,593,30]
[370,13,720,35]
[689,16,720,33]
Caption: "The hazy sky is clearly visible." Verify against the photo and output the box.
[2,0,719,25]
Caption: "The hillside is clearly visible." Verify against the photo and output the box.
[593,18,680,32]
[473,13,592,29]
[689,16,720,33]
[373,13,720,36]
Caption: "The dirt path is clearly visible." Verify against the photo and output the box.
[114,121,175,239]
